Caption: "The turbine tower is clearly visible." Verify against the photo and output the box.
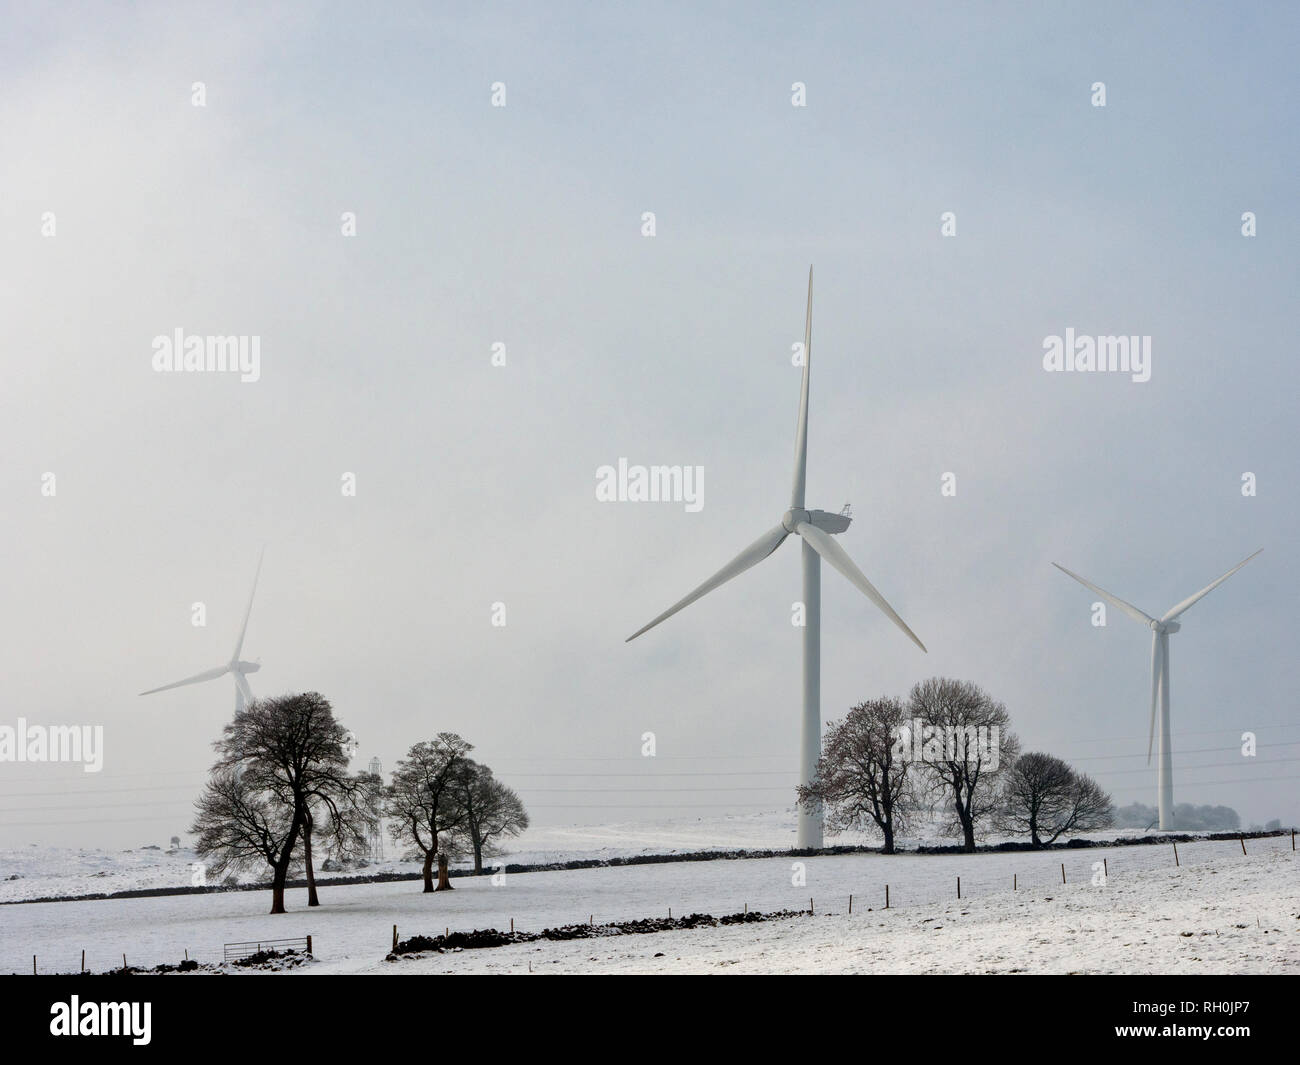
[1053,549,1261,831]
[140,551,265,715]
[367,757,385,861]
[626,268,926,848]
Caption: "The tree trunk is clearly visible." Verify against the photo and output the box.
[954,788,976,852]
[421,850,435,893]
[304,816,320,907]
[270,816,302,914]
[881,822,895,855]
[435,852,454,891]
[270,859,290,914]
[473,839,483,875]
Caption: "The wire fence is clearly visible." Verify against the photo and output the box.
[18,830,1294,973]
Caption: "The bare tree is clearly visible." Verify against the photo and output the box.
[191,691,366,913]
[296,766,383,903]
[909,677,1019,852]
[997,752,1112,846]
[191,766,298,912]
[454,761,529,874]
[385,733,472,892]
[796,697,914,854]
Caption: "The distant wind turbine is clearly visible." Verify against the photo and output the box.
[1053,549,1262,831]
[626,268,927,848]
[140,551,264,715]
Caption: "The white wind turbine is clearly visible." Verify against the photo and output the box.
[626,268,927,848]
[1053,549,1262,831]
[140,551,265,715]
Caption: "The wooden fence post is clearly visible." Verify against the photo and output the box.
[1240,836,1247,855]
[1173,841,1179,866]
[392,925,398,951]
[848,894,853,914]
[957,876,961,899]
[1061,863,1066,885]
[306,935,313,956]
[885,884,890,909]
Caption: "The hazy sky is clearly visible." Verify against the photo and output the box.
[1,2,1296,849]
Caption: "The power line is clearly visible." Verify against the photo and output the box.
[13,721,1298,779]
[1087,756,1299,777]
[1,756,1295,806]
[1070,740,1299,763]
[1105,772,1300,793]
[4,775,1297,830]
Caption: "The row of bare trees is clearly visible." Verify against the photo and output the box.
[797,677,1112,853]
[190,693,527,913]
[386,732,529,893]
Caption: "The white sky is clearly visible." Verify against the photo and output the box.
[1,2,1296,848]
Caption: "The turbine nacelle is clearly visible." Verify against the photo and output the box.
[234,660,261,674]
[1150,620,1181,634]
[783,508,852,535]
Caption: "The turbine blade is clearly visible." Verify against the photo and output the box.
[789,266,813,509]
[1160,548,1263,622]
[233,670,254,707]
[1147,630,1163,764]
[1051,563,1155,627]
[232,548,264,661]
[796,522,926,653]
[626,525,790,642]
[139,664,230,696]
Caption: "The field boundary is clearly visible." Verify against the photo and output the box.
[3,828,1291,907]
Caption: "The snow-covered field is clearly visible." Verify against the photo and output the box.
[0,809,1161,904]
[2,814,1294,975]
[0,811,837,903]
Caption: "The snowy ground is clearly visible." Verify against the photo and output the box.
[2,819,1294,975]
[380,848,1298,975]
[0,809,1160,904]
[0,810,836,903]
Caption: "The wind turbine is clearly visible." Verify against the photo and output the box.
[140,551,265,715]
[1053,549,1262,831]
[626,268,927,848]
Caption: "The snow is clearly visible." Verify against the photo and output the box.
[1,815,1294,974]
[0,808,1161,904]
